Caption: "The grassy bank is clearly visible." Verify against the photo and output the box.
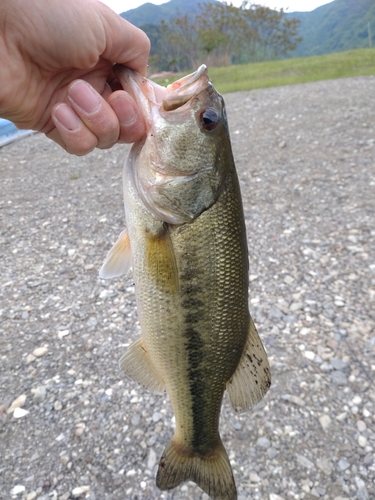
[153,48,375,93]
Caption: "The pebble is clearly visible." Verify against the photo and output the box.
[330,370,348,385]
[7,394,27,414]
[152,411,162,423]
[147,448,157,470]
[357,420,366,432]
[32,347,48,357]
[318,414,331,430]
[72,486,90,497]
[290,301,304,312]
[26,492,37,500]
[303,350,315,360]
[256,437,271,448]
[358,435,367,448]
[33,386,47,403]
[58,329,70,339]
[54,400,62,411]
[13,407,29,418]
[249,471,261,483]
[296,454,314,469]
[269,495,285,500]
[316,457,333,475]
[330,358,348,370]
[338,458,350,471]
[10,485,25,496]
[25,353,36,364]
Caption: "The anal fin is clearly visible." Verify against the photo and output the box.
[99,228,131,279]
[226,316,271,413]
[119,338,165,394]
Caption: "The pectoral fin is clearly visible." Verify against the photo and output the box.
[99,229,132,279]
[119,338,166,394]
[226,316,271,413]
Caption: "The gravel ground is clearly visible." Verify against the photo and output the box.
[1,75,375,500]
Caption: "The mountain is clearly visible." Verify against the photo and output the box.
[287,0,375,57]
[121,0,375,59]
[121,0,217,27]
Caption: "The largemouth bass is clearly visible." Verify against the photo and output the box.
[100,65,271,500]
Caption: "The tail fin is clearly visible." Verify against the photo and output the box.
[156,438,237,500]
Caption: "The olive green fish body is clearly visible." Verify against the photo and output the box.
[100,65,271,500]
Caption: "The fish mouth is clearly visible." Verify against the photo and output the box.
[113,64,211,115]
[162,65,210,111]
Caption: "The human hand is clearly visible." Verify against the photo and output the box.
[0,0,150,154]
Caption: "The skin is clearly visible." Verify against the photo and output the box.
[0,0,150,155]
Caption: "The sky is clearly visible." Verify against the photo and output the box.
[101,0,334,14]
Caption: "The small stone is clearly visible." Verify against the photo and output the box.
[33,386,47,403]
[72,486,90,497]
[357,420,366,432]
[147,448,157,470]
[13,407,29,418]
[316,457,333,475]
[152,412,162,423]
[358,435,367,447]
[278,140,286,148]
[10,485,25,496]
[331,358,348,370]
[300,327,310,336]
[249,471,261,483]
[290,301,304,312]
[296,454,314,469]
[25,354,36,364]
[26,492,37,500]
[351,395,362,406]
[58,329,70,339]
[126,469,136,477]
[319,414,331,430]
[330,370,347,385]
[320,361,333,372]
[7,394,27,414]
[338,458,350,471]
[304,351,315,361]
[60,455,69,465]
[281,394,305,406]
[270,495,285,500]
[256,437,271,448]
[32,347,48,357]
[75,426,85,437]
[131,415,140,426]
[283,275,294,284]
[267,447,278,459]
[54,400,62,411]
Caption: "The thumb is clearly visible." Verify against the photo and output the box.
[98,3,150,75]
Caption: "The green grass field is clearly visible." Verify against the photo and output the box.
[153,48,375,93]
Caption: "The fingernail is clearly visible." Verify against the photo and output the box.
[53,103,80,131]
[69,80,100,114]
[111,94,138,126]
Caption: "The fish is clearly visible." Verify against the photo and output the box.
[100,64,271,500]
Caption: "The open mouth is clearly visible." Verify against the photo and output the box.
[113,64,211,114]
[162,65,210,111]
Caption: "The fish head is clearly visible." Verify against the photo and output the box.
[115,65,233,224]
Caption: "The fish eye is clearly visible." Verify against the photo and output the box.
[199,108,219,131]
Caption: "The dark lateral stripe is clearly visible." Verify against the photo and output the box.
[180,267,209,451]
